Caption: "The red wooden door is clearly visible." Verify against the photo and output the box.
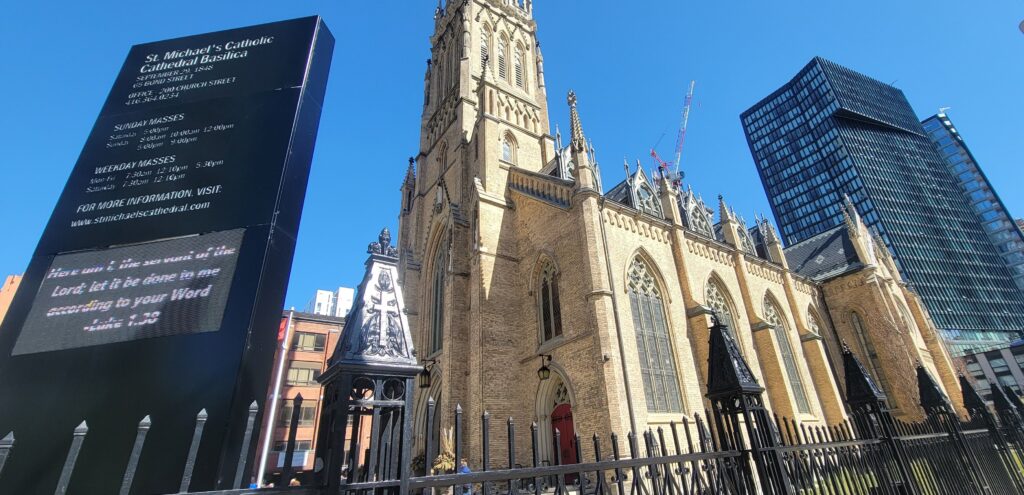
[551,403,577,468]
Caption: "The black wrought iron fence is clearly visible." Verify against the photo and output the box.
[5,321,1024,495]
[381,404,751,495]
[0,402,263,495]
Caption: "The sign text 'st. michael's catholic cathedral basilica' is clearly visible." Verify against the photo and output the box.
[395,0,961,465]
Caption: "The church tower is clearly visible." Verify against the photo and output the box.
[397,0,565,459]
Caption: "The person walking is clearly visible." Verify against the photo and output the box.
[459,458,473,495]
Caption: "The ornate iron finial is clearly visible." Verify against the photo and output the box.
[368,228,398,258]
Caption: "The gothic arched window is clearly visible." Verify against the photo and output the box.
[497,37,508,80]
[851,311,891,398]
[514,46,525,88]
[706,279,738,340]
[636,184,663,218]
[689,205,714,238]
[764,297,810,413]
[538,260,562,342]
[627,257,682,413]
[479,29,489,71]
[501,133,516,164]
[429,240,448,354]
[807,309,823,337]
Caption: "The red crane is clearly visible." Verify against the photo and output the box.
[650,80,695,188]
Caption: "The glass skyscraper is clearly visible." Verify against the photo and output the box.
[921,113,1024,292]
[741,57,1024,355]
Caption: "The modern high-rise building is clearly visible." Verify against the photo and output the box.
[741,57,1024,355]
[921,112,1024,292]
[306,287,355,317]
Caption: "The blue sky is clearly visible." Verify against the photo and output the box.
[1,1,1022,310]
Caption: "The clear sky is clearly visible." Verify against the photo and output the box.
[1,1,1022,311]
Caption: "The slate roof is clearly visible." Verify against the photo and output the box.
[784,225,863,281]
[605,178,633,208]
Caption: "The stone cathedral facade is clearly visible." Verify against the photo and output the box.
[395,0,961,466]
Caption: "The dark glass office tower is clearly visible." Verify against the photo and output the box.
[741,57,1024,355]
[922,113,1024,293]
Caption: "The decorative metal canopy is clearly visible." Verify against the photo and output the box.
[706,315,763,399]
[959,374,986,414]
[916,363,950,413]
[842,343,886,406]
[320,228,418,381]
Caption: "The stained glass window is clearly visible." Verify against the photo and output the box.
[539,261,563,342]
[764,298,811,413]
[628,258,682,413]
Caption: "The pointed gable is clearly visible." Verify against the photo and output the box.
[324,229,419,377]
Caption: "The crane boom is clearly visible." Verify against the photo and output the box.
[673,80,696,175]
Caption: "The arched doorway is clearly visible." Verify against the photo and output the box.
[550,403,577,465]
[536,371,577,477]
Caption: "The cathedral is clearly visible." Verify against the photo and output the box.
[395,0,961,466]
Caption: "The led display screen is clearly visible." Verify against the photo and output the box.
[13,229,243,354]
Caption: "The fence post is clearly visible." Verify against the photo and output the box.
[705,315,793,495]
[0,432,13,481]
[179,409,207,493]
[119,416,151,495]
[992,385,1024,449]
[311,228,421,495]
[960,375,1024,492]
[55,421,88,495]
[917,363,989,494]
[841,344,918,495]
[280,394,303,485]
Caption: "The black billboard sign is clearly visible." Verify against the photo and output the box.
[0,16,333,493]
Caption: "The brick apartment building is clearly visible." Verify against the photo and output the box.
[253,310,344,486]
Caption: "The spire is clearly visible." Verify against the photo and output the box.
[841,193,862,234]
[481,53,494,81]
[568,90,587,152]
[718,194,734,223]
[554,124,562,149]
[760,216,781,245]
[404,157,416,186]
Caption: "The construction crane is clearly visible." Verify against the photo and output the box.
[650,80,695,187]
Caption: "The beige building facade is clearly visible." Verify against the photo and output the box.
[396,0,961,467]
[0,275,21,328]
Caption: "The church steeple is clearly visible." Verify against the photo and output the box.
[567,91,599,191]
